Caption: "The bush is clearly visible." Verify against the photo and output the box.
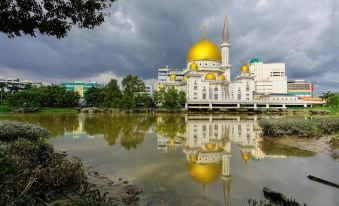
[0,120,50,142]
[7,89,41,109]
[259,118,339,138]
[0,121,87,204]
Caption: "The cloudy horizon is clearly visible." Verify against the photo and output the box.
[1,0,338,95]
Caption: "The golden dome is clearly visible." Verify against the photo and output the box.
[186,38,222,63]
[241,152,251,161]
[187,162,222,184]
[205,73,216,80]
[190,61,199,70]
[182,76,188,81]
[240,64,249,73]
[217,74,226,81]
[170,73,176,81]
[205,143,216,152]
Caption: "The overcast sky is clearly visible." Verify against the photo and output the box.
[0,0,338,95]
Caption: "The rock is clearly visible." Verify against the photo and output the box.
[309,109,330,115]
[80,107,102,113]
[13,108,37,113]
[123,180,129,184]
[124,185,143,195]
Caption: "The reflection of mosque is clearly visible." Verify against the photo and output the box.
[156,115,286,205]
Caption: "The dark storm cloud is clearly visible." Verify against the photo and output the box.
[0,0,338,93]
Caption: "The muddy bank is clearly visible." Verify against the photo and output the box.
[86,170,148,206]
[266,136,339,161]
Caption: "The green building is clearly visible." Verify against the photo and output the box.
[59,81,99,97]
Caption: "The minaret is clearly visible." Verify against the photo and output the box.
[221,10,232,82]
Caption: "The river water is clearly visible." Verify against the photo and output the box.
[1,113,338,206]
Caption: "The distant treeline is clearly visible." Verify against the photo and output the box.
[0,75,186,111]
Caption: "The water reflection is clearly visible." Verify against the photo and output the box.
[1,113,321,205]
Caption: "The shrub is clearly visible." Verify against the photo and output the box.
[0,120,50,142]
[259,118,339,138]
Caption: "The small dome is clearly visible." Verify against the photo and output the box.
[205,143,216,152]
[182,76,188,81]
[170,73,176,81]
[168,138,176,148]
[241,151,251,161]
[186,38,222,63]
[189,154,198,163]
[250,58,260,64]
[205,73,216,80]
[217,74,226,81]
[190,61,199,70]
[240,64,249,73]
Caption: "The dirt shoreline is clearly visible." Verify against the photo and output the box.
[85,169,149,206]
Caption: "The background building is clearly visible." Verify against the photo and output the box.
[287,80,313,98]
[0,78,43,91]
[59,81,99,97]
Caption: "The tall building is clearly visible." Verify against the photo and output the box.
[248,58,287,94]
[287,80,313,98]
[59,81,99,97]
[156,10,314,109]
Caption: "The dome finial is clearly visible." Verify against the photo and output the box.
[201,24,208,39]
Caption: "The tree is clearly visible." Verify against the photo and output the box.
[320,91,339,107]
[38,85,80,107]
[121,75,145,95]
[7,89,41,109]
[103,79,122,108]
[163,87,186,111]
[84,87,104,107]
[0,0,116,38]
[0,82,6,102]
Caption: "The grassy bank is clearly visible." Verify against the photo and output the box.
[0,121,130,205]
[0,104,11,113]
[259,117,339,138]
[37,107,78,113]
[0,104,79,114]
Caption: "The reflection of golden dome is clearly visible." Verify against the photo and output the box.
[187,162,222,184]
[205,73,216,80]
[240,64,249,73]
[182,76,188,81]
[186,38,222,63]
[190,61,199,70]
[217,74,225,81]
[189,154,198,163]
[205,143,216,152]
[168,138,176,147]
[241,152,251,161]
[218,142,225,150]
[170,73,176,81]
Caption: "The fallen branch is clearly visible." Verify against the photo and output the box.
[307,175,339,189]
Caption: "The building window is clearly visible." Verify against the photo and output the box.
[194,81,198,90]
[202,87,207,99]
[214,87,218,100]
[246,82,250,91]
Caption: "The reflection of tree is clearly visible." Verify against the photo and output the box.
[156,115,186,138]
[83,114,154,149]
[260,138,315,157]
[0,114,79,137]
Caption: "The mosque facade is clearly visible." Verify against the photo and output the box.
[157,12,315,109]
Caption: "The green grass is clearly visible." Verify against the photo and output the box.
[37,107,78,113]
[0,104,11,113]
[288,105,339,115]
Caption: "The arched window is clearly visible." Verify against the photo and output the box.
[246,82,250,91]
[202,87,207,100]
[194,80,198,90]
[214,87,218,100]
[237,87,241,100]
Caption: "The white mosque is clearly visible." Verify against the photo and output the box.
[157,12,315,110]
